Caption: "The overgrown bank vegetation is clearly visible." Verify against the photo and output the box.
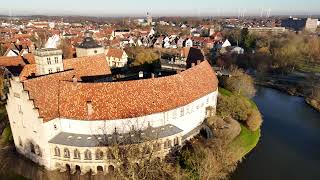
[220,29,320,112]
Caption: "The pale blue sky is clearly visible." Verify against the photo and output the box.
[0,0,319,16]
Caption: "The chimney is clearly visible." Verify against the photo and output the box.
[72,77,77,83]
[191,63,195,67]
[139,71,144,78]
[177,70,181,74]
[87,101,93,116]
[196,60,201,65]
[151,73,155,78]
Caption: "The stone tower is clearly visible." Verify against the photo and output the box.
[147,12,152,26]
[34,48,63,76]
[76,31,105,58]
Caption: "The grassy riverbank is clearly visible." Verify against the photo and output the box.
[218,87,261,160]
[305,98,320,112]
[229,124,261,160]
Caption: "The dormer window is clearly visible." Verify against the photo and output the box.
[87,101,93,116]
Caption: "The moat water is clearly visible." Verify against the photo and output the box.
[231,87,320,180]
[1,87,320,180]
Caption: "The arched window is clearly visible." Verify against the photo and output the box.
[107,149,115,160]
[18,137,23,147]
[54,146,60,156]
[35,145,41,156]
[168,140,172,148]
[30,143,35,154]
[74,149,80,159]
[64,148,70,158]
[95,149,103,160]
[164,141,168,149]
[84,149,92,160]
[153,142,161,152]
[174,137,180,146]
[164,139,172,149]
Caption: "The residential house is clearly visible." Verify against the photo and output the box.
[105,48,128,68]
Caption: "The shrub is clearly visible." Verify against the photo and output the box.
[1,126,13,144]
[217,95,252,122]
[246,110,263,131]
[221,67,256,98]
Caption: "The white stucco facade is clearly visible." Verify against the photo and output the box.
[6,70,218,174]
[34,49,64,75]
[106,52,128,68]
[76,47,105,58]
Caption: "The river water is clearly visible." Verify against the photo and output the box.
[231,87,320,180]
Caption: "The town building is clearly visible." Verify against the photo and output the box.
[76,31,105,58]
[305,18,318,32]
[281,17,318,32]
[6,50,218,175]
[105,48,128,68]
[146,12,153,26]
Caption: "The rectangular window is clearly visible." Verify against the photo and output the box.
[47,59,51,65]
[87,101,94,115]
[180,107,184,117]
[172,109,177,119]
[18,105,22,114]
[56,67,60,72]
[54,57,59,63]
[14,92,20,98]
[48,69,53,73]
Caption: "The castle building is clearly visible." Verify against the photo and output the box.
[6,51,218,175]
[76,31,105,58]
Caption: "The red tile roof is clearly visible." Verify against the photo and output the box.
[23,53,35,64]
[63,55,111,78]
[0,56,25,67]
[20,64,36,81]
[22,60,217,122]
[106,48,124,59]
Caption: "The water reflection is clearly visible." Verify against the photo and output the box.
[231,87,320,180]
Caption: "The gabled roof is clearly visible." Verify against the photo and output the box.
[0,56,25,67]
[106,48,125,59]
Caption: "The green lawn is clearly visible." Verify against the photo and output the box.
[297,62,320,73]
[229,124,261,160]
